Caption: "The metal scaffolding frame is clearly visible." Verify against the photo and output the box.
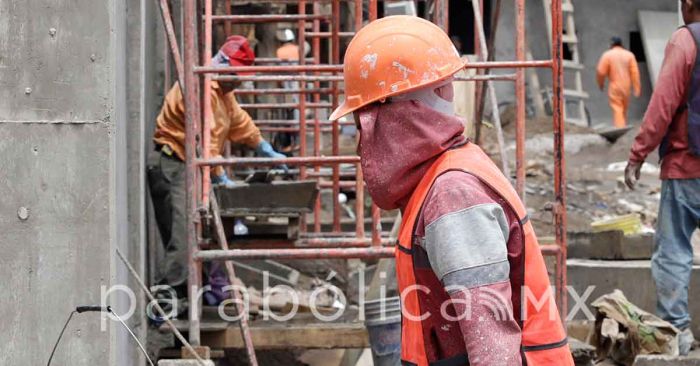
[155,0,567,363]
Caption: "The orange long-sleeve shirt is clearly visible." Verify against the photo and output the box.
[153,82,263,174]
[596,46,642,99]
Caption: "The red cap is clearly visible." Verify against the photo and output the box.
[220,35,255,75]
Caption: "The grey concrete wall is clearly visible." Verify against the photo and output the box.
[568,260,700,335]
[494,0,677,126]
[0,0,150,364]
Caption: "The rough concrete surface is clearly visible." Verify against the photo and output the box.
[0,123,112,365]
[638,11,679,88]
[634,352,700,366]
[568,231,654,260]
[568,259,700,335]
[0,0,113,122]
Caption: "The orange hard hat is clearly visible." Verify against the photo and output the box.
[329,16,465,121]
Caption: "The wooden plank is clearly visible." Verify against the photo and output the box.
[201,321,370,349]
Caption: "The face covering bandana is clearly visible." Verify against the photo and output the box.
[212,50,229,67]
[357,99,467,210]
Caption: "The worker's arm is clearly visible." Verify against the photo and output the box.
[630,54,642,97]
[208,92,230,179]
[630,29,694,164]
[227,94,263,148]
[596,53,609,91]
[227,94,288,172]
[422,172,522,366]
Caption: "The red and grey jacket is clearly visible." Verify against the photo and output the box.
[396,144,573,366]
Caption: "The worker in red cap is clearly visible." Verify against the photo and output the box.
[147,35,285,310]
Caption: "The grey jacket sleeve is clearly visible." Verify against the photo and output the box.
[423,203,511,291]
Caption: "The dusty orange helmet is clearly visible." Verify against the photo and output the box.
[329,15,465,121]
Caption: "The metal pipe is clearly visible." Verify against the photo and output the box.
[215,75,343,82]
[211,14,327,23]
[473,0,482,58]
[259,126,333,133]
[115,248,207,366]
[355,162,365,239]
[183,0,201,346]
[224,0,232,35]
[198,155,360,167]
[455,74,517,82]
[474,0,503,144]
[305,31,355,38]
[297,238,394,248]
[515,0,526,199]
[196,247,395,260]
[319,180,357,188]
[195,64,343,73]
[472,0,510,178]
[238,102,332,109]
[255,57,315,63]
[369,0,377,21]
[157,0,185,86]
[466,60,553,69]
[298,0,308,183]
[371,204,381,246]
[331,0,341,232]
[202,0,213,209]
[162,0,172,94]
[234,88,334,95]
[539,245,561,255]
[550,0,568,321]
[312,1,323,233]
[230,0,361,2]
[213,69,532,83]
[210,195,258,365]
[252,119,354,126]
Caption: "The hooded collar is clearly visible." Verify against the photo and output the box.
[358,99,467,210]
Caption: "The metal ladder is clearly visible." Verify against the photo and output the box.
[544,0,589,125]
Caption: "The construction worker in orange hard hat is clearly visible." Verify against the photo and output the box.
[147,35,287,315]
[596,36,641,128]
[331,16,574,366]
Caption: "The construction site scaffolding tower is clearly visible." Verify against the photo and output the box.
[155,0,570,362]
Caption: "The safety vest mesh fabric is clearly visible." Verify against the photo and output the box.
[396,144,573,366]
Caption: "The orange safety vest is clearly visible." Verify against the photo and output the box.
[396,144,573,366]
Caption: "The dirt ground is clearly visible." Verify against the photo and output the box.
[479,112,661,237]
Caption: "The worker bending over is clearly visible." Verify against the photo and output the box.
[330,16,573,365]
[148,35,285,302]
[596,36,641,128]
[625,0,700,355]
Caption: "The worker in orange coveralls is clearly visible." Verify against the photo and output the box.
[596,36,642,128]
[330,16,573,366]
[147,35,286,309]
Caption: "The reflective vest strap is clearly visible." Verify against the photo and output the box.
[522,337,568,352]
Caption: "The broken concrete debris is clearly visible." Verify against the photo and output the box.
[592,290,679,366]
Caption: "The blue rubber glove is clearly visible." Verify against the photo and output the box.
[211,171,236,188]
[256,140,288,172]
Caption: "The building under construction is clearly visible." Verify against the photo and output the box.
[2,0,698,365]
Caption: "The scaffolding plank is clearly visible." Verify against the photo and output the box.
[214,180,318,215]
[638,11,678,88]
[200,322,369,349]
